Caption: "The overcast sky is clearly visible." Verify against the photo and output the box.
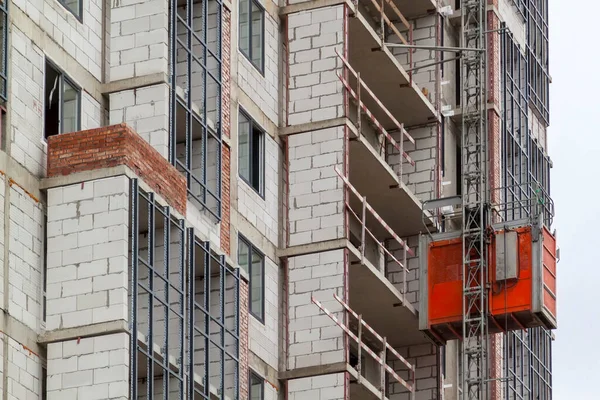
[549,0,598,398]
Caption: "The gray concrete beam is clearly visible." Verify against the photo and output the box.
[277,238,351,259]
[0,151,42,201]
[279,118,357,138]
[38,320,129,344]
[101,73,169,95]
[250,351,280,389]
[0,313,43,357]
[280,0,355,16]
[279,362,348,380]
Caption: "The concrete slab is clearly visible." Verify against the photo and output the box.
[348,12,438,127]
[348,134,435,238]
[347,245,430,348]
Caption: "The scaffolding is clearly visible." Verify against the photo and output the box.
[460,1,488,400]
[170,0,224,220]
[312,295,416,398]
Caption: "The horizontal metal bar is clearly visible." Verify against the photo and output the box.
[384,43,485,53]
[422,195,462,210]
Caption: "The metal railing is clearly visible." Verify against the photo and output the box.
[334,166,413,302]
[335,50,415,183]
[313,295,416,399]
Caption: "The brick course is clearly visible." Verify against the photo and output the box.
[47,124,186,215]
[221,7,232,255]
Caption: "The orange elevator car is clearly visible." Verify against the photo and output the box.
[418,216,557,344]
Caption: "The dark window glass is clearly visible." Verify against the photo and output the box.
[238,110,264,195]
[238,236,264,322]
[239,0,264,73]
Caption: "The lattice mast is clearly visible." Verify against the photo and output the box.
[460,1,489,399]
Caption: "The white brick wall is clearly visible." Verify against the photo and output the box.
[391,15,438,107]
[287,250,345,370]
[238,11,279,124]
[8,185,44,331]
[13,0,104,79]
[499,0,527,48]
[110,0,169,81]
[388,343,438,400]
[10,26,46,177]
[388,126,437,203]
[6,335,43,400]
[287,373,346,400]
[110,84,170,159]
[237,134,279,245]
[249,257,279,369]
[287,6,345,125]
[10,25,103,177]
[47,333,129,400]
[46,176,130,331]
[288,127,345,246]
[386,235,419,308]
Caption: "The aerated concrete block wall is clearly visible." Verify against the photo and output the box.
[237,134,280,245]
[110,84,170,160]
[389,343,438,400]
[238,9,279,124]
[109,0,169,80]
[388,125,437,203]
[45,176,130,331]
[249,256,280,369]
[287,373,346,400]
[392,15,438,106]
[287,250,345,370]
[8,184,44,331]
[2,335,43,399]
[287,6,345,125]
[47,333,129,399]
[10,25,103,178]
[287,127,345,247]
[386,235,419,308]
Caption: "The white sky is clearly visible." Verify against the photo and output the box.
[549,0,598,398]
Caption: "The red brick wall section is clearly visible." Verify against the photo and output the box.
[47,123,187,215]
[487,9,503,400]
[239,280,249,400]
[221,7,232,256]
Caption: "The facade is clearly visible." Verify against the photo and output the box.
[0,0,553,399]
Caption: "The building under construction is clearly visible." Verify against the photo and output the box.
[0,0,554,398]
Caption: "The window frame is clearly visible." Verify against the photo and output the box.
[249,370,265,400]
[238,108,265,198]
[44,59,82,140]
[239,0,265,74]
[57,0,83,22]
[238,234,265,323]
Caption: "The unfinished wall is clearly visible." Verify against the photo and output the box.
[109,84,170,160]
[237,133,280,245]
[287,250,345,370]
[287,6,345,125]
[386,234,419,308]
[8,184,44,331]
[389,343,438,400]
[238,8,279,124]
[45,176,130,331]
[287,373,346,400]
[249,257,279,369]
[12,0,104,79]
[392,15,438,107]
[47,333,129,399]
[388,126,437,203]
[109,0,169,80]
[287,127,345,247]
[2,335,43,399]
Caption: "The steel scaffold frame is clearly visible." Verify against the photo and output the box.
[130,179,240,400]
[460,1,488,399]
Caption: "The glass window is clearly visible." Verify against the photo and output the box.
[250,371,264,400]
[239,0,264,73]
[238,235,264,322]
[44,61,81,139]
[0,0,7,103]
[238,109,264,195]
[60,0,82,20]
